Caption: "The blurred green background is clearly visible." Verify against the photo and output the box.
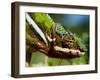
[28,13,89,67]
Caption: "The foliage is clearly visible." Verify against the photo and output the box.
[32,13,54,30]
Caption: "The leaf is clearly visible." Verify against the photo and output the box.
[32,13,54,30]
[34,13,45,22]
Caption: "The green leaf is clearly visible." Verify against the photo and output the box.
[34,13,45,22]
